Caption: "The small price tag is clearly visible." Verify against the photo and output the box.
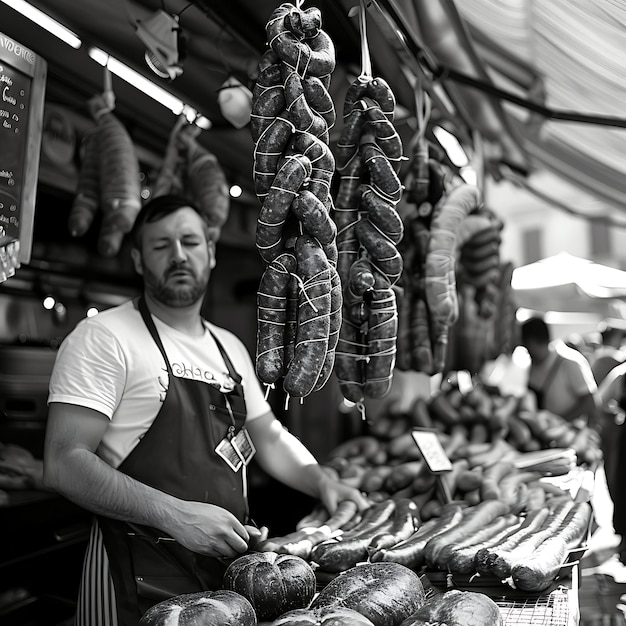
[411,428,453,473]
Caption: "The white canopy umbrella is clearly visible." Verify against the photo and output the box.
[508,252,626,362]
[512,252,626,295]
[511,252,626,318]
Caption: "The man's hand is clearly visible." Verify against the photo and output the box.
[168,501,257,558]
[245,524,269,551]
[316,473,371,515]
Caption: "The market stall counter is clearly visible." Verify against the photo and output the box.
[232,373,600,626]
[135,370,598,625]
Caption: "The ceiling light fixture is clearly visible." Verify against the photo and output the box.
[229,184,243,198]
[0,0,82,49]
[88,47,210,129]
[218,76,253,129]
[135,9,185,80]
[433,125,469,167]
[460,166,477,186]
[42,295,55,310]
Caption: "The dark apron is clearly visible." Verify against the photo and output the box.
[98,297,249,625]
[529,353,562,410]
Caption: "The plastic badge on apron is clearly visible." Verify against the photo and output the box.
[215,393,256,499]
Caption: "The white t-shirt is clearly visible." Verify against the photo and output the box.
[528,339,597,418]
[48,300,271,468]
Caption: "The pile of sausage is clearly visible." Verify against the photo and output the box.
[333,77,405,403]
[252,2,340,400]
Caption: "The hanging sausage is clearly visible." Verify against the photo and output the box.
[332,0,404,404]
[68,71,142,257]
[251,1,340,401]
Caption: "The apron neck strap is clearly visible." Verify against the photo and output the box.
[138,296,242,385]
[138,296,173,375]
[209,330,242,384]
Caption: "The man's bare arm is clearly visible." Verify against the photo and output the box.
[44,402,251,557]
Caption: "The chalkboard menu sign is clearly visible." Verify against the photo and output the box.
[0,33,47,281]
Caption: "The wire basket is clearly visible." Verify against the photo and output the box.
[494,586,571,626]
[419,573,573,626]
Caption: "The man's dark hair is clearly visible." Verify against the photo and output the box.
[520,316,550,345]
[131,194,206,248]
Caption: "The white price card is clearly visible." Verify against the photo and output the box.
[411,428,453,473]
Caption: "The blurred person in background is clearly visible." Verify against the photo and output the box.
[520,316,598,424]
[590,318,626,384]
[597,360,626,564]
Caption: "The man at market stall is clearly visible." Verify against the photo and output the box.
[590,318,626,384]
[520,315,599,424]
[43,194,370,626]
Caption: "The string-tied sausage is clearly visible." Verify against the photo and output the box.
[283,234,333,399]
[253,114,296,201]
[256,252,298,385]
[256,154,312,263]
[266,3,336,78]
[364,270,398,399]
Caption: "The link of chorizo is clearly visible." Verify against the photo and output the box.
[361,139,402,203]
[292,132,335,205]
[313,265,342,393]
[258,48,280,73]
[256,154,312,263]
[251,64,284,143]
[404,133,430,206]
[303,76,336,129]
[282,66,328,140]
[335,313,366,403]
[343,259,371,326]
[283,234,332,398]
[283,272,299,372]
[322,237,338,269]
[266,4,336,77]
[284,5,321,38]
[343,77,395,122]
[348,256,375,297]
[410,294,434,374]
[335,104,366,172]
[291,189,337,245]
[394,283,412,372]
[365,76,396,122]
[253,114,295,202]
[334,154,364,214]
[336,221,360,298]
[355,218,403,286]
[342,79,369,120]
[68,129,100,237]
[364,270,398,399]
[362,97,403,172]
[334,157,363,285]
[360,185,404,245]
[344,255,375,326]
[256,252,297,385]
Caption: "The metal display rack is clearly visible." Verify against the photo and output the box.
[422,562,580,626]
[495,568,579,626]
[496,588,573,626]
